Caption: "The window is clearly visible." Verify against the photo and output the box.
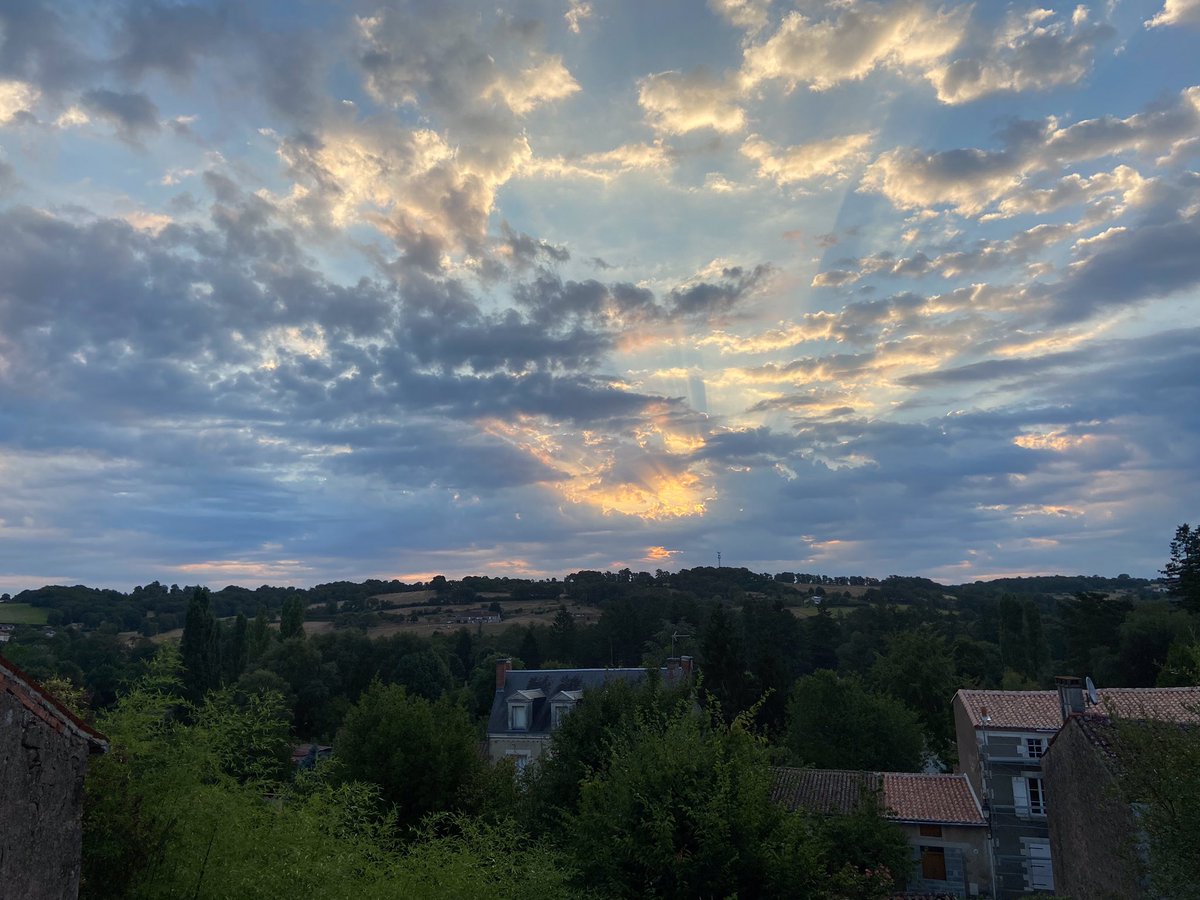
[919,824,943,838]
[921,846,947,881]
[1012,775,1047,817]
[509,703,528,730]
[551,702,572,729]
[505,750,531,773]
[1021,737,1047,758]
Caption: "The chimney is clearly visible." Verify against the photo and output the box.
[680,656,693,680]
[666,657,680,681]
[1056,675,1084,723]
[496,658,512,691]
[979,705,990,726]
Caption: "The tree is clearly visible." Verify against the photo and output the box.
[870,628,959,756]
[568,701,818,898]
[334,682,479,828]
[518,628,543,669]
[281,596,306,640]
[699,603,749,719]
[786,670,924,772]
[227,612,249,683]
[1163,523,1200,614]
[181,587,220,701]
[248,605,271,661]
[548,604,576,662]
[1110,717,1200,899]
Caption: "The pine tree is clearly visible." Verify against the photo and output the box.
[181,587,219,700]
[280,596,305,640]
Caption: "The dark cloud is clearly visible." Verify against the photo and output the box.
[81,88,160,140]
[668,263,771,316]
[1054,213,1200,322]
[112,0,232,80]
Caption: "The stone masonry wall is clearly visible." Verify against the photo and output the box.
[0,680,91,900]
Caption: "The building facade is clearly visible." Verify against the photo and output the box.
[1,657,108,900]
[486,657,691,769]
[771,767,993,897]
[953,681,1200,900]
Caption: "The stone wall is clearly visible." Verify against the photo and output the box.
[1,671,94,899]
[1043,719,1143,900]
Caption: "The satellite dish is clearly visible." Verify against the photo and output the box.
[1085,676,1100,706]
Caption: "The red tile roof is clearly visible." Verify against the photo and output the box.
[771,768,880,816]
[955,686,1200,731]
[771,768,985,826]
[882,773,985,826]
[0,657,107,751]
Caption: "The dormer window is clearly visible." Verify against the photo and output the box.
[507,688,544,731]
[510,703,529,730]
[549,689,583,729]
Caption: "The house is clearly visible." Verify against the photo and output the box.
[1042,691,1200,900]
[1041,714,1145,898]
[1,657,108,900]
[451,608,501,625]
[953,680,1200,899]
[771,768,992,897]
[486,656,692,769]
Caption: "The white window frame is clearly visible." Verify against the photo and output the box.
[509,702,529,731]
[1012,775,1047,818]
[1019,736,1047,758]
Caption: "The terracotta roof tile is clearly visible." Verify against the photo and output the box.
[882,773,985,826]
[0,657,108,751]
[771,768,985,826]
[955,686,1200,731]
[770,768,880,816]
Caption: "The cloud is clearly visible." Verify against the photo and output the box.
[709,0,772,33]
[861,86,1200,215]
[739,1,967,93]
[0,79,40,124]
[637,69,746,134]
[741,132,873,184]
[564,0,593,34]
[81,88,159,140]
[1146,0,1200,28]
[481,55,580,115]
[928,7,1115,104]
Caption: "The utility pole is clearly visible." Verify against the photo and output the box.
[716,551,722,568]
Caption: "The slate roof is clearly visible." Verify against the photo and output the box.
[0,657,107,752]
[771,768,985,826]
[486,667,661,736]
[955,686,1200,731]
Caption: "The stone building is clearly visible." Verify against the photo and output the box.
[771,767,993,897]
[486,657,691,769]
[1,657,108,899]
[953,681,1200,899]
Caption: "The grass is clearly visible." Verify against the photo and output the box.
[0,603,49,625]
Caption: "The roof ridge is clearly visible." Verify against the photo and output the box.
[0,657,108,750]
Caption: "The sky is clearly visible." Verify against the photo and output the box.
[1,0,1198,592]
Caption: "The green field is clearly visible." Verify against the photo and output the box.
[0,603,48,625]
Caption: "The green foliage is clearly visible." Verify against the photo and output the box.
[1111,718,1200,900]
[83,646,574,899]
[333,681,480,828]
[870,628,959,755]
[280,596,306,640]
[1163,523,1200,615]
[568,701,819,899]
[181,587,220,701]
[523,677,689,832]
[786,670,924,772]
[0,602,49,624]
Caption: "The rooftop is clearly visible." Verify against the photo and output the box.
[0,657,108,752]
[955,686,1200,731]
[770,768,985,827]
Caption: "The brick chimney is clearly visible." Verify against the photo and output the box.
[680,655,693,680]
[666,657,680,681]
[496,658,512,691]
[1056,675,1085,723]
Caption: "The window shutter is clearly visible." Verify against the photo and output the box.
[1012,776,1029,817]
